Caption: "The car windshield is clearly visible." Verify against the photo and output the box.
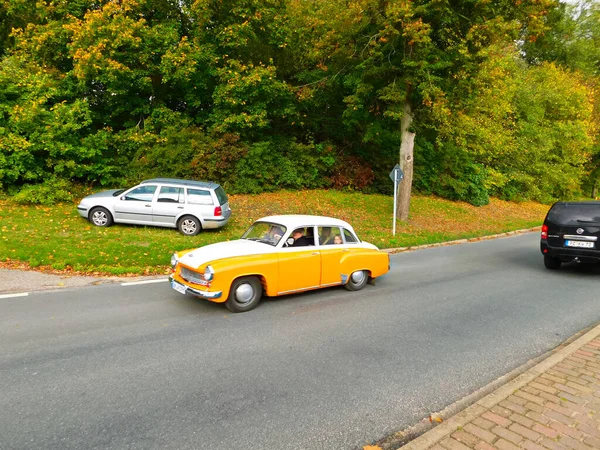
[241,222,287,246]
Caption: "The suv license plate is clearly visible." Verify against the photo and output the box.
[565,240,595,248]
[171,281,188,294]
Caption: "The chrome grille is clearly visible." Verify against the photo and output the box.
[180,267,208,285]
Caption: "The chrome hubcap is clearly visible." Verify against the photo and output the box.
[351,270,366,284]
[92,211,107,226]
[235,283,254,304]
[181,220,197,235]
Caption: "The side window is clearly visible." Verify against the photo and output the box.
[124,185,157,202]
[214,185,228,206]
[187,188,214,205]
[319,226,343,245]
[157,186,184,203]
[343,228,358,243]
[289,227,314,247]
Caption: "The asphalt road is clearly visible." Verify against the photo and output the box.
[1,232,600,450]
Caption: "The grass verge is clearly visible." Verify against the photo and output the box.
[0,190,549,276]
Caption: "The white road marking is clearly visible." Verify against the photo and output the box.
[121,279,168,287]
[0,292,29,299]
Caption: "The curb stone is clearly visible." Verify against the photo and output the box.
[383,227,540,255]
[370,322,600,450]
[402,321,600,450]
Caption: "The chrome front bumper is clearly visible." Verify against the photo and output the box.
[169,276,222,300]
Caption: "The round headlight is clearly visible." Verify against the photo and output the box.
[170,253,179,268]
[203,265,214,281]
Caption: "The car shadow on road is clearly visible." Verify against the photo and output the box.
[497,248,600,277]
[547,262,600,276]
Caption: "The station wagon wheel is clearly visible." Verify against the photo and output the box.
[344,270,369,291]
[543,255,562,270]
[89,207,113,227]
[178,215,201,236]
[225,276,263,313]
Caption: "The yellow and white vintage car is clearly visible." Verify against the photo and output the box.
[169,215,390,312]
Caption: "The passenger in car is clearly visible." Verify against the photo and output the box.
[333,235,343,244]
[291,229,312,247]
[319,227,333,245]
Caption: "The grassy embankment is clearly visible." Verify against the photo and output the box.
[0,190,549,276]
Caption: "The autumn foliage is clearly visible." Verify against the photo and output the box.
[0,0,598,205]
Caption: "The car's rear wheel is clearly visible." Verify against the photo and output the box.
[178,215,201,236]
[89,207,113,227]
[544,255,562,270]
[344,270,369,291]
[225,276,263,313]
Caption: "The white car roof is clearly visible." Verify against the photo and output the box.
[256,215,355,232]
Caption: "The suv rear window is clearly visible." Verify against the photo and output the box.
[547,203,600,225]
[215,185,228,206]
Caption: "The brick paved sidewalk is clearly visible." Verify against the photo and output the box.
[399,324,600,450]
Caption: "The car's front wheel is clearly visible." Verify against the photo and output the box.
[344,270,369,291]
[544,255,562,270]
[178,215,201,236]
[89,207,113,227]
[225,276,263,313]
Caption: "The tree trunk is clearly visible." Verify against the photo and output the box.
[593,179,598,199]
[397,100,415,222]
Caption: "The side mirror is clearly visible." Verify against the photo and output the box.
[286,237,295,246]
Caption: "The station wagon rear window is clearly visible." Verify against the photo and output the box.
[187,189,214,205]
[547,203,600,225]
[215,186,228,206]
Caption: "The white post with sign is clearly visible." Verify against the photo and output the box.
[389,164,404,236]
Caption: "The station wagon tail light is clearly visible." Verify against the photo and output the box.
[203,265,214,281]
[214,206,222,216]
[541,224,548,240]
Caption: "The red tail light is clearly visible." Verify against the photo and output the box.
[214,206,222,216]
[541,224,548,240]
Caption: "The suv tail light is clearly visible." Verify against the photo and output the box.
[214,206,222,217]
[541,224,548,240]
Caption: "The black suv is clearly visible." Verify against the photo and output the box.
[540,201,600,269]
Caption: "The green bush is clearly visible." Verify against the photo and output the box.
[11,178,75,205]
[232,139,336,194]
[414,139,490,206]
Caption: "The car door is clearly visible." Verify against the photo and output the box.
[153,185,185,226]
[319,226,346,287]
[113,184,157,224]
[276,227,321,295]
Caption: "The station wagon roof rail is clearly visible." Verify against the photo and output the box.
[140,178,219,189]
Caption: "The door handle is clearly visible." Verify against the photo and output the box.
[177,206,184,209]
[145,204,151,207]
[312,252,319,256]
[343,249,349,252]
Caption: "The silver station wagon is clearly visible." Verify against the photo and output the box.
[77,178,231,235]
